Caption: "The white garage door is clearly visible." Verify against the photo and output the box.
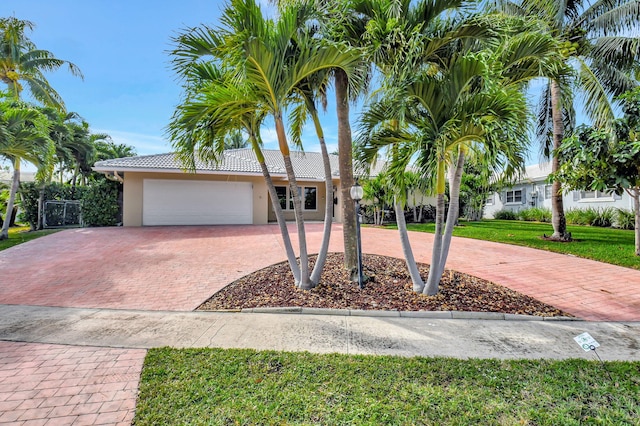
[143,179,253,225]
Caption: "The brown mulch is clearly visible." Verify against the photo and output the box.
[197,253,570,317]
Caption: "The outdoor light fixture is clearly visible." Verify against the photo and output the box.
[350,178,364,289]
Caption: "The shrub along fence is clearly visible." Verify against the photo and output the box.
[20,180,121,229]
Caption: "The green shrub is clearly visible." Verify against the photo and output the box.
[19,182,88,229]
[565,208,590,225]
[565,207,614,227]
[80,180,120,226]
[517,207,551,222]
[494,210,517,220]
[592,207,614,227]
[615,208,635,230]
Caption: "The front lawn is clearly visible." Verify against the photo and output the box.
[135,348,640,425]
[403,220,640,270]
[0,226,60,251]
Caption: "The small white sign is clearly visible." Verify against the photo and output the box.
[574,332,600,352]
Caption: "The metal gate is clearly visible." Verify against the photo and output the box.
[43,200,82,228]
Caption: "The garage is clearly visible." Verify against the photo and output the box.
[142,179,253,225]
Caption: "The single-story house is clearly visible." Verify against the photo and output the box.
[484,162,631,218]
[94,149,369,227]
[0,170,36,185]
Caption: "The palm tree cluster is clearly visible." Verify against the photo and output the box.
[169,0,639,294]
[0,17,135,238]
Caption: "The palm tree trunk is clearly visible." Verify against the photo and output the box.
[310,112,333,284]
[395,200,424,292]
[283,153,313,289]
[275,115,313,290]
[424,158,447,295]
[335,69,358,276]
[438,150,465,274]
[0,159,20,240]
[250,136,301,284]
[424,192,445,295]
[550,80,569,240]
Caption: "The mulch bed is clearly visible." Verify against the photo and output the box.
[197,253,570,317]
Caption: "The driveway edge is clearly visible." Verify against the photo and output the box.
[239,307,581,321]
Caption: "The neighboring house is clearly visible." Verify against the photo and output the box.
[484,162,631,218]
[0,170,36,185]
[94,149,389,227]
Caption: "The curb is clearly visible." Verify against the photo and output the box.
[236,307,581,321]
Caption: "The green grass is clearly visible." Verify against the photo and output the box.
[400,220,640,270]
[135,347,640,425]
[0,226,60,251]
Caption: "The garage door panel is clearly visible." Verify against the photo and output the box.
[143,179,253,225]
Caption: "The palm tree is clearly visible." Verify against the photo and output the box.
[495,0,640,240]
[0,17,82,109]
[170,0,361,290]
[292,0,499,277]
[223,130,248,150]
[168,1,359,288]
[170,0,356,289]
[94,139,136,161]
[0,100,54,240]
[358,26,560,294]
[167,58,303,285]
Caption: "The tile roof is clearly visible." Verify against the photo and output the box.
[94,149,384,180]
[521,162,552,182]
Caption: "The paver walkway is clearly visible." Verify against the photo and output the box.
[1,223,640,425]
[0,341,145,425]
[1,224,639,320]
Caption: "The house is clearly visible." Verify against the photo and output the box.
[484,162,631,218]
[0,170,36,185]
[93,149,365,227]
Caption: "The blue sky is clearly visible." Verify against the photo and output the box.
[3,1,590,171]
[2,0,345,160]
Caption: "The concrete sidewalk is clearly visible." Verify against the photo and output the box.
[2,305,639,361]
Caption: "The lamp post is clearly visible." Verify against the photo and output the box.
[350,178,364,289]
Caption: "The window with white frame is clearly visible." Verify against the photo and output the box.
[505,189,522,203]
[275,185,318,211]
[545,185,552,199]
[580,190,610,200]
[485,194,494,205]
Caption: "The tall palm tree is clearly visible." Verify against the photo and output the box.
[0,100,54,240]
[0,17,82,109]
[168,0,356,289]
[495,0,640,240]
[285,0,496,277]
[289,69,336,284]
[359,26,561,294]
[167,59,303,285]
[170,0,362,289]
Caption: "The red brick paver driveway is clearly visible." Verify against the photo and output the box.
[1,223,639,320]
[2,223,640,425]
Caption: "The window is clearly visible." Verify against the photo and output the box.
[274,185,317,211]
[506,190,522,203]
[275,186,287,210]
[485,194,494,205]
[545,185,552,199]
[580,190,610,200]
[304,187,317,210]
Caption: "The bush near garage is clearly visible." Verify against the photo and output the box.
[20,180,119,228]
[80,180,120,226]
